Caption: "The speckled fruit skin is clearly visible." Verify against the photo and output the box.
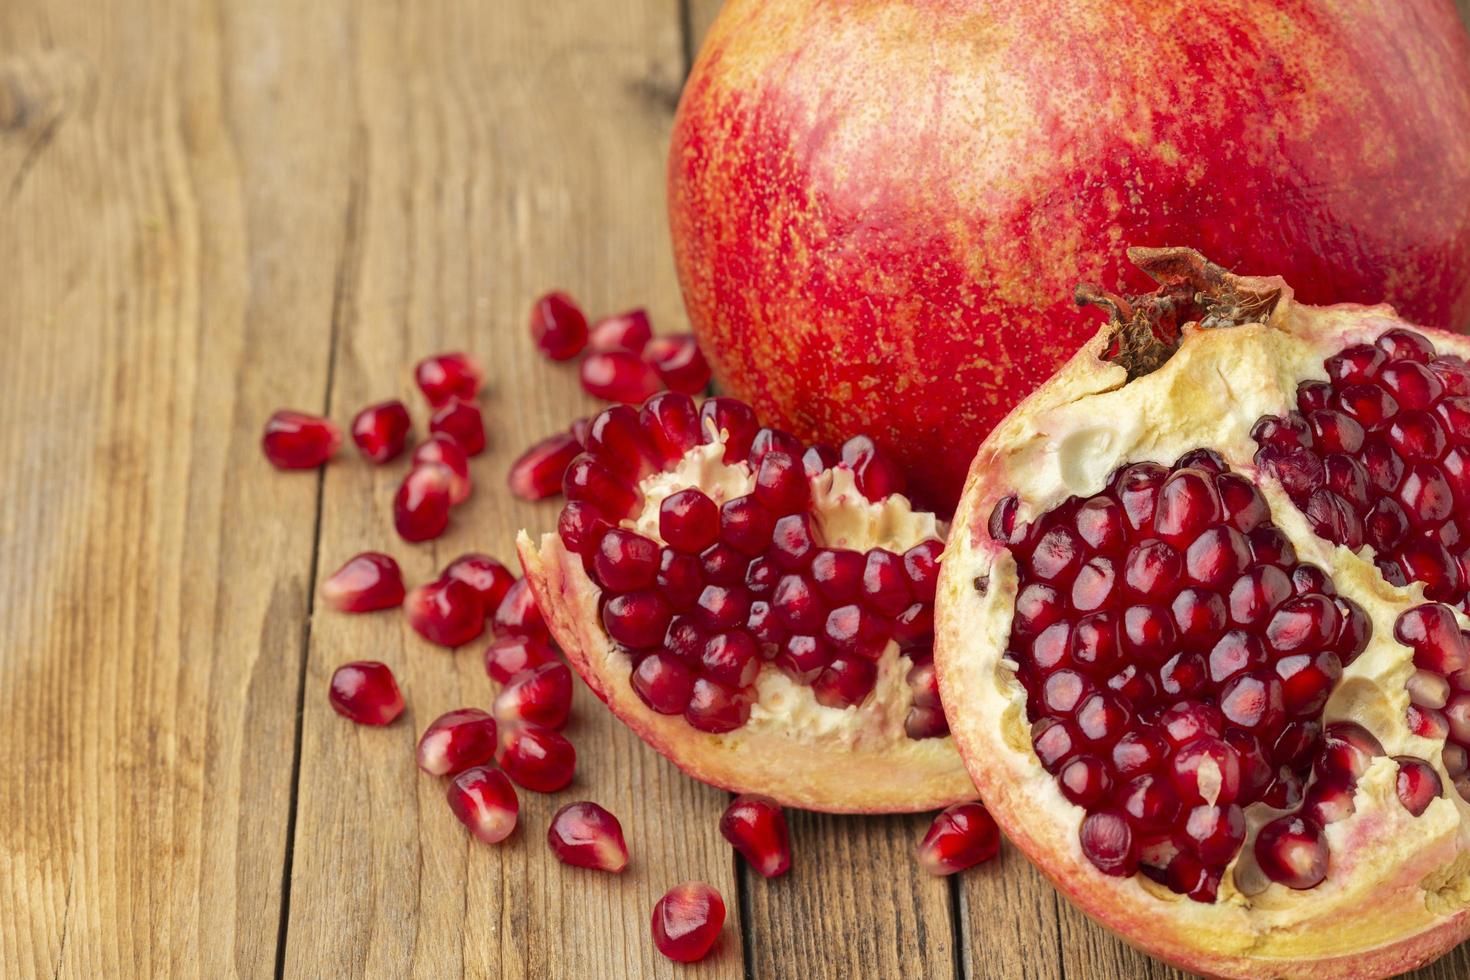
[668,0,1470,511]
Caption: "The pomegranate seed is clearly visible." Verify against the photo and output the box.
[405,578,485,647]
[861,549,913,617]
[640,391,703,464]
[446,766,518,844]
[484,634,557,684]
[1394,756,1442,816]
[802,443,839,476]
[651,881,725,963]
[916,802,999,875]
[350,399,411,463]
[1254,814,1327,889]
[495,662,574,729]
[657,550,705,609]
[262,410,341,468]
[547,802,628,872]
[321,552,405,612]
[414,352,483,406]
[701,631,760,687]
[329,661,404,725]
[603,590,674,648]
[749,426,805,466]
[824,604,891,661]
[754,451,810,515]
[530,291,588,361]
[559,501,614,562]
[581,350,663,403]
[1395,603,1469,675]
[841,435,907,501]
[660,488,720,554]
[1079,811,1137,876]
[493,578,547,637]
[905,704,950,739]
[903,540,944,601]
[685,678,752,732]
[412,435,472,503]
[588,309,652,353]
[394,463,453,542]
[497,724,575,792]
[769,513,817,569]
[564,453,638,520]
[721,794,792,877]
[645,333,711,395]
[812,657,877,708]
[416,708,497,776]
[442,553,515,611]
[1316,722,1384,780]
[631,652,697,713]
[1169,736,1242,805]
[508,431,581,500]
[594,529,660,592]
[428,399,485,456]
[1177,803,1245,865]
[811,549,865,603]
[719,495,775,556]
[1058,755,1112,806]
[700,397,759,463]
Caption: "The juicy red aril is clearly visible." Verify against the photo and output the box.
[803,443,839,476]
[916,802,1000,875]
[1394,603,1469,674]
[811,549,864,601]
[632,652,697,713]
[721,794,792,877]
[558,501,612,558]
[1178,803,1245,865]
[1254,814,1328,889]
[1079,811,1136,876]
[530,291,588,361]
[443,553,515,611]
[497,724,576,792]
[700,397,760,463]
[581,350,663,404]
[640,391,703,463]
[841,435,906,501]
[602,591,672,648]
[594,529,660,592]
[495,662,574,730]
[405,578,485,647]
[701,631,760,687]
[862,549,912,617]
[428,399,485,456]
[484,634,557,683]
[414,352,483,406]
[262,410,341,468]
[588,309,652,353]
[1316,722,1384,780]
[412,434,471,503]
[492,578,548,638]
[769,514,817,569]
[395,464,454,542]
[651,882,725,963]
[1394,756,1443,816]
[720,495,775,555]
[1058,756,1111,806]
[658,550,704,609]
[645,333,712,395]
[350,400,411,463]
[548,801,628,872]
[695,585,751,631]
[563,453,638,520]
[661,488,719,553]
[685,678,752,732]
[329,661,405,725]
[417,708,497,776]
[584,405,658,480]
[812,657,877,708]
[750,426,805,465]
[508,431,582,501]
[824,604,891,660]
[321,552,405,612]
[447,766,518,844]
[754,451,810,515]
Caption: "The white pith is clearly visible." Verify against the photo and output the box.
[936,274,1470,979]
[518,428,977,813]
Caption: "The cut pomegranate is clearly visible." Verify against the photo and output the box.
[496,724,575,793]
[350,399,412,463]
[428,400,486,456]
[518,392,972,812]
[916,802,1000,875]
[936,248,1470,979]
[483,634,558,684]
[719,794,791,878]
[588,309,652,354]
[644,333,712,395]
[530,291,589,361]
[493,662,574,730]
[412,435,472,504]
[416,708,497,776]
[508,431,582,501]
[651,881,725,963]
[329,661,404,725]
[442,553,515,612]
[580,350,664,404]
[262,410,341,469]
[446,766,518,844]
[405,578,485,647]
[394,463,454,542]
[414,352,483,407]
[320,553,405,612]
[547,802,628,872]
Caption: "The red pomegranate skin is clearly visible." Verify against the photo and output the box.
[668,0,1470,510]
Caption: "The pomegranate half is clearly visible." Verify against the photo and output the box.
[937,247,1470,977]
[518,394,974,812]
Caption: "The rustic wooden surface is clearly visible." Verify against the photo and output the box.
[3,1,1470,978]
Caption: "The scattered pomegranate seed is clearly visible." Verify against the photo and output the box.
[508,431,582,500]
[1393,755,1443,816]
[414,352,483,407]
[547,802,629,872]
[428,400,486,456]
[412,435,472,504]
[580,350,663,403]
[588,309,652,354]
[644,333,711,395]
[493,578,548,638]
[484,634,558,683]
[416,708,497,776]
[497,724,576,792]
[320,552,405,612]
[348,399,412,463]
[720,795,791,878]
[494,662,574,730]
[446,766,518,844]
[916,802,1000,875]
[651,881,725,963]
[405,578,485,647]
[262,410,341,469]
[394,463,454,542]
[1254,814,1328,889]
[530,291,589,361]
[442,553,516,612]
[329,661,404,725]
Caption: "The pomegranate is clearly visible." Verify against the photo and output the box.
[668,0,1470,510]
[936,248,1470,977]
[517,393,974,812]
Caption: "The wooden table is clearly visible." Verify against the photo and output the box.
[5,2,1470,977]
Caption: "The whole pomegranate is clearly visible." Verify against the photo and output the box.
[668,0,1470,511]
[936,247,1470,977]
